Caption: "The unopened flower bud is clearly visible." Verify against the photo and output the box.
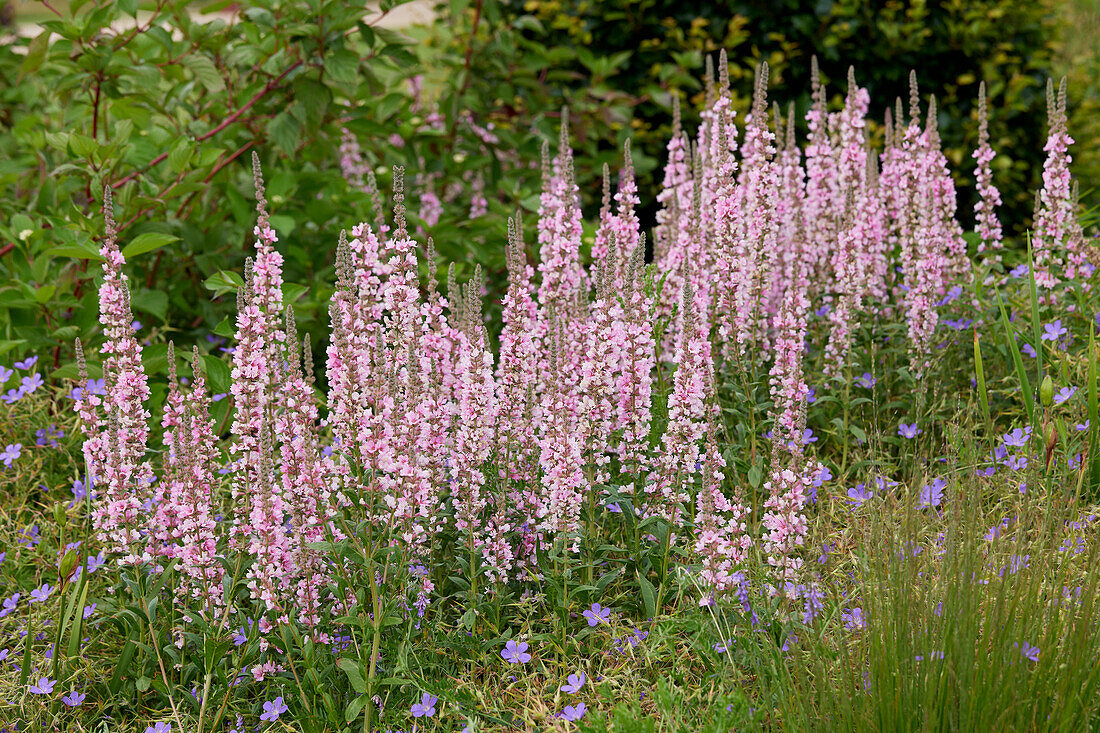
[1040,375,1054,407]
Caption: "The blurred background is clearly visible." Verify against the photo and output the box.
[0,0,1096,396]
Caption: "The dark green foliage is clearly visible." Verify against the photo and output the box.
[498,0,1068,236]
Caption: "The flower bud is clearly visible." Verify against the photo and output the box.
[1040,375,1054,407]
[58,549,80,583]
[1044,423,1058,470]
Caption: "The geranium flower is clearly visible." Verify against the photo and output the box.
[583,603,611,627]
[28,677,55,694]
[260,696,288,722]
[411,692,438,718]
[500,640,531,664]
[1041,320,1068,341]
[30,583,53,603]
[0,443,22,467]
[14,356,38,370]
[560,672,585,694]
[897,423,921,439]
[559,703,587,722]
[919,479,946,508]
[62,689,87,706]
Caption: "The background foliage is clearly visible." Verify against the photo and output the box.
[1,0,1097,380]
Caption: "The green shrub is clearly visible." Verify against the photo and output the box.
[496,0,1070,236]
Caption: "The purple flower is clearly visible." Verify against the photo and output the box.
[62,690,86,707]
[1021,343,1037,358]
[897,423,922,439]
[1001,427,1031,448]
[260,696,288,722]
[411,692,438,718]
[0,365,11,384]
[560,672,585,694]
[1053,386,1077,405]
[14,356,38,370]
[815,304,831,317]
[28,677,55,694]
[841,607,866,630]
[0,443,22,467]
[559,703,587,722]
[83,603,97,619]
[86,552,105,574]
[1005,454,1028,471]
[70,378,106,401]
[855,372,876,389]
[1019,641,1040,662]
[30,583,53,603]
[145,724,172,733]
[1041,320,1068,341]
[1076,420,1090,431]
[501,639,531,664]
[802,428,818,444]
[20,373,43,393]
[919,479,946,509]
[847,484,873,508]
[1,387,23,404]
[583,603,611,627]
[806,387,817,404]
[0,593,19,618]
[1009,264,1029,278]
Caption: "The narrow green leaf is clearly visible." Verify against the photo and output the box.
[121,232,178,259]
[637,570,656,619]
[996,291,1035,426]
[974,329,991,432]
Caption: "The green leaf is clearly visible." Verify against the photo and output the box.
[47,241,104,261]
[268,214,296,237]
[201,354,231,393]
[204,269,244,297]
[182,54,225,92]
[269,112,301,155]
[212,317,234,338]
[636,570,656,619]
[121,232,178,259]
[337,658,367,694]
[282,282,308,308]
[69,132,97,158]
[131,290,168,322]
[18,31,50,83]
[325,49,360,84]
[168,140,193,173]
[345,693,368,723]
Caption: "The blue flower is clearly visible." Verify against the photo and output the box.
[501,639,531,664]
[583,603,611,627]
[260,696,288,722]
[897,423,921,439]
[559,703,587,722]
[1041,320,1068,341]
[560,672,585,694]
[919,478,946,508]
[411,692,438,718]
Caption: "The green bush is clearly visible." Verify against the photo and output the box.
[496,0,1072,236]
[0,0,537,380]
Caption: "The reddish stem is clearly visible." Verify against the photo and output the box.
[112,59,302,191]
